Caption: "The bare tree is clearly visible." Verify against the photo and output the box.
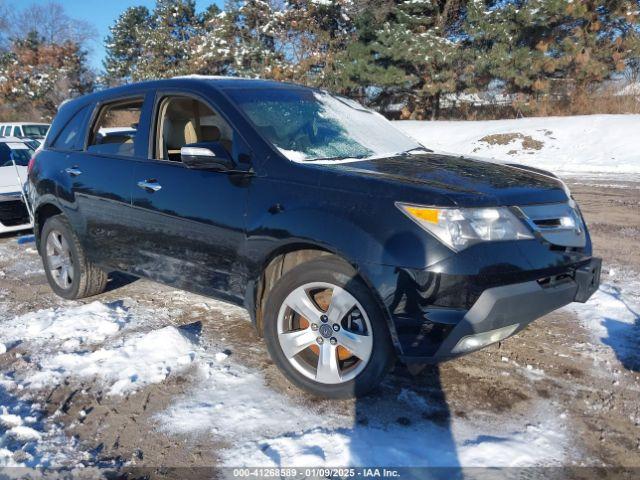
[7,1,97,46]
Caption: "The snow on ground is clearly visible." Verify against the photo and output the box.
[0,373,91,468]
[219,411,565,467]
[565,269,640,371]
[159,343,568,467]
[0,299,199,466]
[25,325,197,396]
[0,301,129,350]
[395,115,640,176]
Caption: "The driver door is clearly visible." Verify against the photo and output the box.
[129,93,249,302]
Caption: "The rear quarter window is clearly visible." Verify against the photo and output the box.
[86,98,143,157]
[50,105,91,151]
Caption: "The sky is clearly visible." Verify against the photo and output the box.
[13,0,224,71]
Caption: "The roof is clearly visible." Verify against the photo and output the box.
[173,75,305,90]
[0,122,49,126]
[53,76,317,123]
[77,76,309,103]
[0,137,31,144]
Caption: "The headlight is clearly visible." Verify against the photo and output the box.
[397,203,534,251]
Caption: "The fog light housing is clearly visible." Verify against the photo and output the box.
[451,324,520,354]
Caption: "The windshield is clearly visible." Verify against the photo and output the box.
[0,143,35,166]
[22,125,49,137]
[226,88,422,162]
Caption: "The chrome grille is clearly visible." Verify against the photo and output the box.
[517,202,586,248]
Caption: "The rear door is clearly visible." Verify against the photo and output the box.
[59,92,153,271]
[128,91,251,302]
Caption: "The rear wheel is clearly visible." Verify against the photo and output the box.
[264,257,395,398]
[41,215,108,300]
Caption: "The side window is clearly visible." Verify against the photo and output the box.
[13,126,22,137]
[51,105,90,151]
[155,96,233,162]
[87,98,143,157]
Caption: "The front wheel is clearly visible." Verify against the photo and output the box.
[264,257,395,398]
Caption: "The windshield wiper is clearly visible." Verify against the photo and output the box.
[304,154,369,162]
[398,146,433,156]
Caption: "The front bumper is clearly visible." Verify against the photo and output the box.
[419,257,601,362]
[370,257,602,363]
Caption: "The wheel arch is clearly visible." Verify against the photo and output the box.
[33,202,64,251]
[250,243,397,351]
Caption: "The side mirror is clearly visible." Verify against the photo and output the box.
[181,142,234,171]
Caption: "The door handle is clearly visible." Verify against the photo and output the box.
[137,180,162,192]
[65,167,82,177]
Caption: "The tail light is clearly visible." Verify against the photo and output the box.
[28,150,39,175]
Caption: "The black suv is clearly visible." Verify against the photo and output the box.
[28,77,601,398]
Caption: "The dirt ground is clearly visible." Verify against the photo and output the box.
[0,178,638,471]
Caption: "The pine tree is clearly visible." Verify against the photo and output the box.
[464,0,640,100]
[103,6,151,85]
[134,0,201,80]
[271,0,357,86]
[190,5,236,75]
[333,0,468,118]
[223,0,281,77]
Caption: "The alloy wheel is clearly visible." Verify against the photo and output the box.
[45,229,74,290]
[277,282,373,384]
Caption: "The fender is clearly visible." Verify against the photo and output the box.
[243,176,454,270]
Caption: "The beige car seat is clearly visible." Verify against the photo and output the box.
[161,98,232,160]
[201,125,232,153]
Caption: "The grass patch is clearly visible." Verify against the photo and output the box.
[478,133,544,152]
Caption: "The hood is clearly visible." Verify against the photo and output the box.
[319,152,568,207]
[0,166,27,191]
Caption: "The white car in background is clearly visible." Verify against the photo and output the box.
[0,137,34,234]
[0,122,50,143]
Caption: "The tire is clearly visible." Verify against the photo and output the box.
[264,256,395,398]
[40,215,108,300]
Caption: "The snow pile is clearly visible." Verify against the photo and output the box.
[1,301,129,350]
[395,115,640,176]
[159,354,567,467]
[27,326,197,396]
[0,298,203,465]
[1,301,198,396]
